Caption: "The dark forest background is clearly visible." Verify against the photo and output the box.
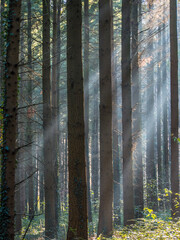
[0,0,180,239]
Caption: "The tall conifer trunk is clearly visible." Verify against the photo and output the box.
[170,0,180,219]
[122,0,134,225]
[52,0,59,233]
[27,0,34,220]
[98,0,113,236]
[43,0,56,238]
[19,19,26,217]
[132,0,143,218]
[0,0,5,95]
[162,1,169,209]
[112,0,121,226]
[56,0,61,217]
[0,0,21,239]
[146,1,157,211]
[67,0,88,239]
[84,0,92,223]
[91,80,99,204]
[156,24,163,210]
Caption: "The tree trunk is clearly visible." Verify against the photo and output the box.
[146,1,157,211]
[162,0,169,210]
[170,0,180,219]
[43,0,56,238]
[0,0,21,239]
[156,25,163,210]
[84,0,92,224]
[98,0,113,236]
[15,9,25,234]
[20,21,26,216]
[52,0,59,234]
[112,1,121,226]
[0,0,5,95]
[131,0,143,218]
[67,0,88,239]
[27,0,34,220]
[64,135,68,209]
[91,79,99,205]
[122,0,134,225]
[56,0,61,218]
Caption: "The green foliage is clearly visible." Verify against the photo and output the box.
[97,205,180,239]
[15,206,69,239]
[172,134,180,144]
[97,234,107,240]
[143,208,157,220]
[58,205,68,239]
[88,192,99,238]
[112,218,180,239]
[21,215,44,238]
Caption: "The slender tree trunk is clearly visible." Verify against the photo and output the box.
[60,137,64,212]
[56,0,61,218]
[67,0,88,238]
[43,0,56,238]
[132,0,143,218]
[156,25,163,210]
[112,53,121,225]
[20,21,26,216]
[98,0,113,236]
[0,0,5,95]
[91,81,99,205]
[170,0,180,219]
[51,0,59,234]
[146,1,157,211]
[40,153,44,213]
[0,1,21,239]
[112,1,120,225]
[15,9,26,235]
[162,1,169,210]
[36,139,41,213]
[84,0,92,224]
[64,135,68,209]
[27,0,34,220]
[122,0,134,225]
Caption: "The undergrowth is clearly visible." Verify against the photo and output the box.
[111,218,180,239]
[15,205,180,239]
[98,208,180,240]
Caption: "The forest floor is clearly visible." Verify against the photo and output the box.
[88,218,180,239]
[18,219,180,240]
[111,218,180,239]
[16,210,180,240]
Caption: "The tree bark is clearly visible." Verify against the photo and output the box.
[122,0,134,225]
[98,0,113,236]
[112,0,121,226]
[156,25,163,210]
[162,0,169,210]
[131,0,143,218]
[0,0,5,95]
[27,0,34,220]
[67,0,88,239]
[146,1,157,211]
[91,80,99,206]
[56,0,61,218]
[84,0,92,224]
[170,0,180,219]
[52,0,59,234]
[0,0,21,239]
[43,0,56,238]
